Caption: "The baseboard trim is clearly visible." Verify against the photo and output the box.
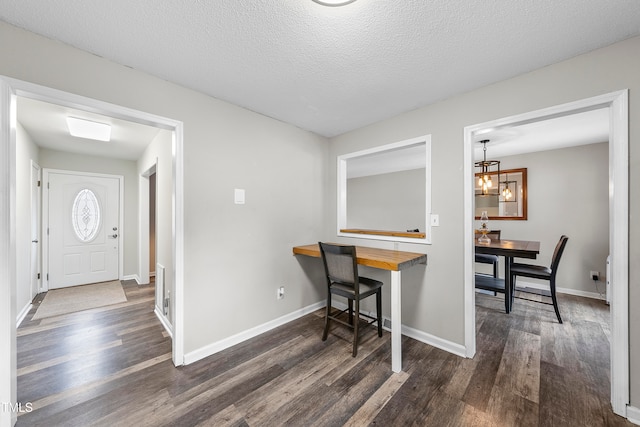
[401,324,467,358]
[154,307,173,339]
[183,301,325,365]
[16,302,32,327]
[627,405,640,425]
[516,280,605,301]
[122,274,141,284]
[325,301,466,358]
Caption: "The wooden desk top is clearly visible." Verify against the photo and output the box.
[293,243,427,271]
[475,239,540,259]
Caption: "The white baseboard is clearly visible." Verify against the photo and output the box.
[627,405,640,425]
[516,280,605,301]
[154,307,173,338]
[400,323,467,357]
[183,301,325,365]
[16,302,32,327]
[333,301,466,358]
[184,299,469,366]
[122,274,141,284]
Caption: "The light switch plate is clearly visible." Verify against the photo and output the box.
[234,188,245,204]
[430,214,439,226]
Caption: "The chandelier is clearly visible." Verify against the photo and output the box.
[475,139,500,196]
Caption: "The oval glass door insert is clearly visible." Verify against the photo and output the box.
[72,188,101,242]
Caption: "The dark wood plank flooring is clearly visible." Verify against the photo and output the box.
[15,280,632,426]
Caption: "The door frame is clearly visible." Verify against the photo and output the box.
[463,90,629,416]
[42,168,124,291]
[30,160,41,300]
[0,76,185,425]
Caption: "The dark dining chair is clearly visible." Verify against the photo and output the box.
[318,242,383,357]
[510,235,569,323]
[475,229,501,278]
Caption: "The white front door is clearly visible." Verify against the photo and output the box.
[46,170,121,289]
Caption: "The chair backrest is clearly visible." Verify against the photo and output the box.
[318,242,360,294]
[550,235,569,276]
[474,229,501,240]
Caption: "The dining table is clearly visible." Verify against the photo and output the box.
[293,243,427,373]
[474,238,540,313]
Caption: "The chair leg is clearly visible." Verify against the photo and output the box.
[376,290,382,337]
[348,299,354,325]
[322,292,331,341]
[550,277,563,324]
[352,299,360,357]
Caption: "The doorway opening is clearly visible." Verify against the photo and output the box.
[1,77,185,419]
[463,90,629,416]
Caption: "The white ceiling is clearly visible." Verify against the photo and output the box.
[17,97,160,161]
[2,0,640,138]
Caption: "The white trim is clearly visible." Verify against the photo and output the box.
[627,405,640,425]
[337,302,467,357]
[0,76,186,372]
[16,303,31,328]
[401,324,466,358]
[463,90,629,417]
[154,307,174,338]
[122,274,141,284]
[30,160,42,301]
[513,279,606,301]
[337,135,433,244]
[0,77,18,427]
[184,301,325,365]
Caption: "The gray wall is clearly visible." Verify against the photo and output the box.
[492,143,609,296]
[328,37,640,406]
[38,148,139,278]
[138,129,173,322]
[347,168,426,232]
[0,22,328,356]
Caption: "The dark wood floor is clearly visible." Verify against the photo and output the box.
[15,280,632,426]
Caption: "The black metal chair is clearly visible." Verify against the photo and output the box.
[318,242,383,357]
[510,235,569,323]
[475,230,501,278]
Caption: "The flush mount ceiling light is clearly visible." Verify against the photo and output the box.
[311,0,357,6]
[66,116,111,141]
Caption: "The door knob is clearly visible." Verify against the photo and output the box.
[32,239,38,243]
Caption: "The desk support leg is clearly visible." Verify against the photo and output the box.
[504,256,513,313]
[391,270,402,373]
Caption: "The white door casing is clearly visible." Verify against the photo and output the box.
[30,161,41,297]
[44,169,122,289]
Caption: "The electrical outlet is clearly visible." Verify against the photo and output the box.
[590,270,599,281]
[277,286,285,300]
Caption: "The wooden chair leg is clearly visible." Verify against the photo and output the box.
[322,293,331,341]
[352,299,359,357]
[550,278,563,324]
[376,290,382,337]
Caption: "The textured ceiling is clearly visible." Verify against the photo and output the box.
[2,0,640,137]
